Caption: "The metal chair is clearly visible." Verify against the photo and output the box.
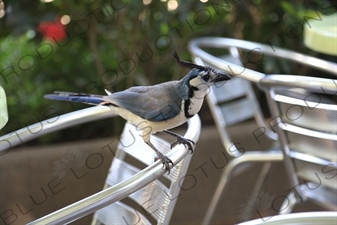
[238,211,337,225]
[259,75,337,214]
[187,37,337,224]
[0,105,201,225]
[21,112,200,224]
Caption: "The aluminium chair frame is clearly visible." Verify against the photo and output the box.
[188,37,337,225]
[259,75,337,214]
[0,106,201,225]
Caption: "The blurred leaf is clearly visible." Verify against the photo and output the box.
[280,1,298,18]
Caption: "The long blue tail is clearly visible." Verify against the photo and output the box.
[44,91,104,105]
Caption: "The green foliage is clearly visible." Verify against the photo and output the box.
[0,0,331,143]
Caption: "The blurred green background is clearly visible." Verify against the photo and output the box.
[0,0,334,143]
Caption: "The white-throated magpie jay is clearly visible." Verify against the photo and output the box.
[45,52,231,173]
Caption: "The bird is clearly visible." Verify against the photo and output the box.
[44,52,231,173]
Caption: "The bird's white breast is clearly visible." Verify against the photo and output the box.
[188,94,206,116]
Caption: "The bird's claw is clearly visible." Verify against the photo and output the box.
[170,136,195,154]
[154,154,174,174]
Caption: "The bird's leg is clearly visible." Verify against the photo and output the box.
[145,141,174,174]
[163,130,195,153]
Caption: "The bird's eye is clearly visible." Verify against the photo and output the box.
[202,74,210,81]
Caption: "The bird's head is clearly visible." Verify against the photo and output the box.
[173,51,231,91]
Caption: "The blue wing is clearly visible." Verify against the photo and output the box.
[104,81,187,122]
[44,81,189,122]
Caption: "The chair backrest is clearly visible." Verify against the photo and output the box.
[259,75,337,198]
[92,117,201,225]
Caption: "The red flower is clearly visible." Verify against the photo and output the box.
[38,18,66,42]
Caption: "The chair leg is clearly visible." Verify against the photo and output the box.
[279,192,298,215]
[243,162,272,220]
[202,151,283,225]
[201,165,231,225]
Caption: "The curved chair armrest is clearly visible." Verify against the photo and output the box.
[0,106,117,153]
[188,37,337,82]
[188,38,265,83]
[27,115,201,225]
[238,211,337,225]
[259,75,337,94]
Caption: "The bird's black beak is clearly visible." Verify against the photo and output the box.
[212,72,231,83]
